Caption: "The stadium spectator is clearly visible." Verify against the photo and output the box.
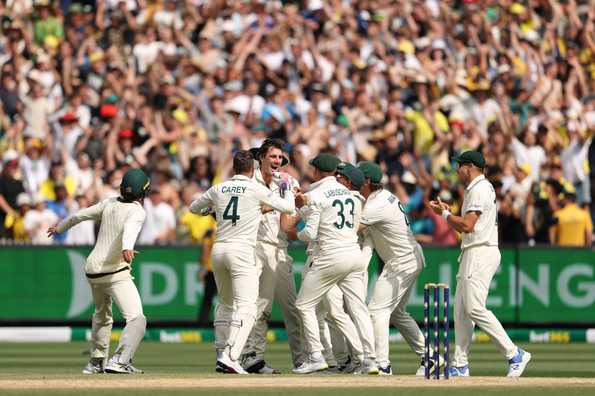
[0,0,592,247]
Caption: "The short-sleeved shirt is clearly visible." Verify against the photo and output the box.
[553,203,593,246]
[461,175,499,250]
[360,189,417,262]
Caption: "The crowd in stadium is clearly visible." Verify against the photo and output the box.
[0,0,593,246]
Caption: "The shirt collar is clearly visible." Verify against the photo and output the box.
[231,174,252,181]
[310,176,336,190]
[466,174,485,191]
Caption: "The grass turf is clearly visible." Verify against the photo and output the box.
[1,341,595,395]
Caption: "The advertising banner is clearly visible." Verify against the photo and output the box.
[0,246,593,324]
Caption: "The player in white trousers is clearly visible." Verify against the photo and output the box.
[290,153,377,375]
[48,168,150,374]
[189,150,295,374]
[429,150,531,377]
[241,139,303,373]
[357,161,433,376]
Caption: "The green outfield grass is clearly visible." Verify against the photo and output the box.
[1,341,595,395]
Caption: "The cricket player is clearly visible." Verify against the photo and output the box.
[47,168,150,374]
[189,150,295,374]
[357,161,432,376]
[291,153,377,375]
[241,139,303,373]
[320,162,369,372]
[429,150,531,377]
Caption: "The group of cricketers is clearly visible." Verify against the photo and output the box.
[48,138,532,378]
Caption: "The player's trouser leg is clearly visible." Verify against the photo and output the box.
[369,250,423,366]
[110,279,146,363]
[274,248,303,366]
[454,246,517,366]
[316,304,338,367]
[212,252,232,353]
[212,243,258,360]
[296,254,354,354]
[323,285,360,362]
[389,285,425,357]
[89,282,114,360]
[338,251,376,360]
[243,243,276,361]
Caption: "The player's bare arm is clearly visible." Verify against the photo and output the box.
[122,250,139,264]
[429,198,480,234]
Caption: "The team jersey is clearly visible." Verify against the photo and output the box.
[190,174,294,247]
[553,203,593,246]
[253,167,300,248]
[56,197,146,278]
[460,174,499,250]
[360,189,417,262]
[297,176,360,254]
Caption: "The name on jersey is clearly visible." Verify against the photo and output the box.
[324,189,351,198]
[221,186,247,194]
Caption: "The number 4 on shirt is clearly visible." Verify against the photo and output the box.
[223,196,240,226]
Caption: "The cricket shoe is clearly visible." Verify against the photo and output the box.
[216,351,248,374]
[448,364,470,377]
[105,359,144,374]
[337,356,351,372]
[378,364,392,375]
[82,358,104,374]
[507,348,531,377]
[292,354,328,374]
[362,359,379,375]
[416,355,444,377]
[242,352,280,374]
[341,359,362,374]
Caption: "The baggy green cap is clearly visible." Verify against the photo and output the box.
[309,153,340,172]
[120,168,150,201]
[454,150,486,169]
[357,161,383,184]
[337,162,365,190]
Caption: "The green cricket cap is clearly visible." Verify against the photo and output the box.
[337,162,365,190]
[120,168,150,201]
[357,161,382,183]
[455,150,486,169]
[309,153,340,172]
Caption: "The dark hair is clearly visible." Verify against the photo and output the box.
[370,182,383,192]
[233,150,255,174]
[257,138,285,160]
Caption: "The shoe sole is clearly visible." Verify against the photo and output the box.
[292,363,329,374]
[105,369,133,374]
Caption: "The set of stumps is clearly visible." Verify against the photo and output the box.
[423,283,449,380]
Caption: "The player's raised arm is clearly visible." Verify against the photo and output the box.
[48,199,106,237]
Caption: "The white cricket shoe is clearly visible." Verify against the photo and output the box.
[292,354,328,374]
[378,364,392,375]
[105,359,144,374]
[341,359,362,374]
[362,359,379,375]
[82,358,104,374]
[507,348,531,377]
[242,352,280,374]
[217,351,248,374]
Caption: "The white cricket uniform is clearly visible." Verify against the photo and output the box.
[318,190,368,365]
[243,169,303,367]
[295,176,375,359]
[56,197,147,364]
[453,175,517,366]
[189,174,295,361]
[362,189,427,367]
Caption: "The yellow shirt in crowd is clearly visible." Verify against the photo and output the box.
[552,203,593,246]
